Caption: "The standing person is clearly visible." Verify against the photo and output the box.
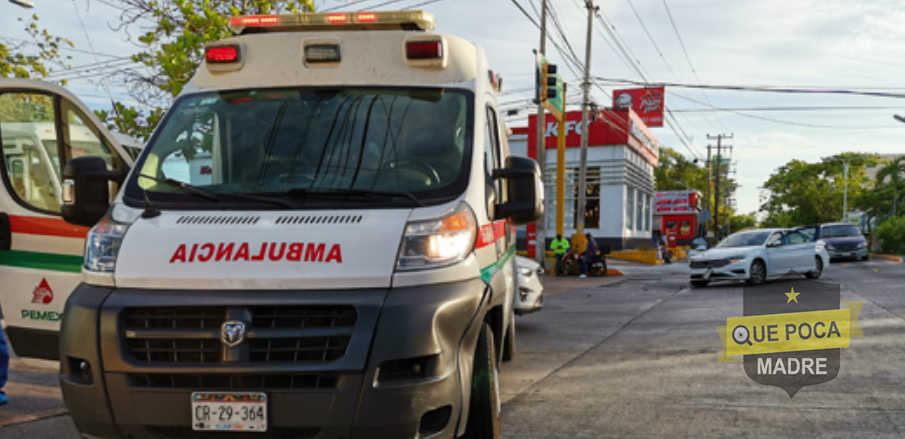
[581,232,598,278]
[0,326,9,405]
[550,234,570,275]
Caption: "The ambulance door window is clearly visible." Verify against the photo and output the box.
[485,107,506,203]
[60,101,117,172]
[0,92,63,213]
[483,106,498,220]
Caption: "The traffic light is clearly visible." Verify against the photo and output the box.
[534,53,564,114]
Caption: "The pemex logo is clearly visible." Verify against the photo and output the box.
[31,278,54,305]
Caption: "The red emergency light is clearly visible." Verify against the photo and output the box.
[406,41,442,60]
[229,16,279,28]
[327,13,348,24]
[355,12,377,23]
[205,45,240,63]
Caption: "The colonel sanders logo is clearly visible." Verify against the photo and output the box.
[614,93,632,109]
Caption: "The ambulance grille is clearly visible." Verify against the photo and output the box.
[127,372,339,390]
[274,215,364,225]
[175,215,260,225]
[121,306,357,365]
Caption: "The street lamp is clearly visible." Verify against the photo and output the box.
[823,155,867,223]
[9,0,35,8]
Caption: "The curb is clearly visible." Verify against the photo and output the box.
[870,253,904,262]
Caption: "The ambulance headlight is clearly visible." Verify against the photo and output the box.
[396,204,477,270]
[84,210,130,273]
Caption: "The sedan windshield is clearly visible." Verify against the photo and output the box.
[822,224,861,238]
[715,230,772,248]
[125,87,472,207]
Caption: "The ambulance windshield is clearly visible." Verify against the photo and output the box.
[126,87,472,207]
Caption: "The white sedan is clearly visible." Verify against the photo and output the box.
[688,227,830,287]
[515,256,544,315]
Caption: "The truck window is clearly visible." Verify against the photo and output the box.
[0,92,63,213]
[129,87,474,207]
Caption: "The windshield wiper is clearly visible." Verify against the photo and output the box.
[279,187,425,207]
[139,174,217,201]
[138,174,295,208]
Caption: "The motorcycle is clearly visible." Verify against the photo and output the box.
[555,249,607,277]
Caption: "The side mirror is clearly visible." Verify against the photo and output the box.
[492,156,543,225]
[696,245,707,251]
[61,157,123,227]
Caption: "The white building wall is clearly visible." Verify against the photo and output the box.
[508,134,655,249]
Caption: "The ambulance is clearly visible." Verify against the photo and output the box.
[1,10,543,439]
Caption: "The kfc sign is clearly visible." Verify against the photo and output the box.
[613,87,665,127]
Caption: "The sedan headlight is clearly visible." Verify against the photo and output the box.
[728,255,747,264]
[519,267,533,276]
[856,242,866,249]
[396,203,477,270]
[84,211,130,273]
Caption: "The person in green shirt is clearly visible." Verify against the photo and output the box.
[550,234,570,273]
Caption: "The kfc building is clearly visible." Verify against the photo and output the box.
[509,108,659,252]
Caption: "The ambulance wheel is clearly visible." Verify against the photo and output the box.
[690,280,709,288]
[502,318,515,362]
[463,323,501,439]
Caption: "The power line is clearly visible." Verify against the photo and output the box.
[670,105,905,113]
[594,77,905,99]
[670,92,905,130]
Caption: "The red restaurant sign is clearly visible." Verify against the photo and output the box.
[613,87,665,127]
[654,190,699,214]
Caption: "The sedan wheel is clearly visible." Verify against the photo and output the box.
[806,256,823,279]
[748,260,766,284]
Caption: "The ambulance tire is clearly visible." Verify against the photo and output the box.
[463,323,501,439]
[502,319,515,362]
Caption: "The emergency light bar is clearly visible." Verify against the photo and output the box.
[229,10,435,34]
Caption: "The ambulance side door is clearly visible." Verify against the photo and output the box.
[0,79,130,360]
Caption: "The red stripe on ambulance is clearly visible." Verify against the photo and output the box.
[170,242,343,264]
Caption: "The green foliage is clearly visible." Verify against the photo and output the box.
[0,15,74,82]
[875,216,905,255]
[729,213,757,231]
[759,153,879,227]
[96,0,315,141]
[654,147,708,192]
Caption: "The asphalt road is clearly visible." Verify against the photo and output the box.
[1,258,903,438]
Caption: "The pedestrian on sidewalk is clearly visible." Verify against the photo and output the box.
[581,233,598,278]
[0,326,9,405]
[550,234,570,275]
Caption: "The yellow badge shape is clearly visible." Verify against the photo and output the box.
[719,301,863,362]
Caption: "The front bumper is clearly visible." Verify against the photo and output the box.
[689,261,750,282]
[827,247,868,260]
[60,280,488,439]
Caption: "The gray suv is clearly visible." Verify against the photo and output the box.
[820,222,869,261]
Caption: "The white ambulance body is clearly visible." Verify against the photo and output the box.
[0,11,543,439]
[0,85,132,360]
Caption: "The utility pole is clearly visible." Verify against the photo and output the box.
[534,0,548,267]
[708,134,733,241]
[704,144,712,238]
[575,0,594,247]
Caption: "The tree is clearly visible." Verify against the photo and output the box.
[0,15,73,81]
[95,0,315,140]
[729,213,757,232]
[759,153,877,226]
[654,147,708,192]
[876,156,905,217]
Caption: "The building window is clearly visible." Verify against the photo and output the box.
[544,167,599,230]
[626,186,634,230]
[635,190,644,231]
[644,194,651,231]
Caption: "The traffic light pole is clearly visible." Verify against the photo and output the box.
[535,0,548,268]
[556,83,567,238]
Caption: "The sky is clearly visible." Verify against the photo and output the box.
[3,0,905,216]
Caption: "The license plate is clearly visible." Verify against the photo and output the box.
[192,392,267,432]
